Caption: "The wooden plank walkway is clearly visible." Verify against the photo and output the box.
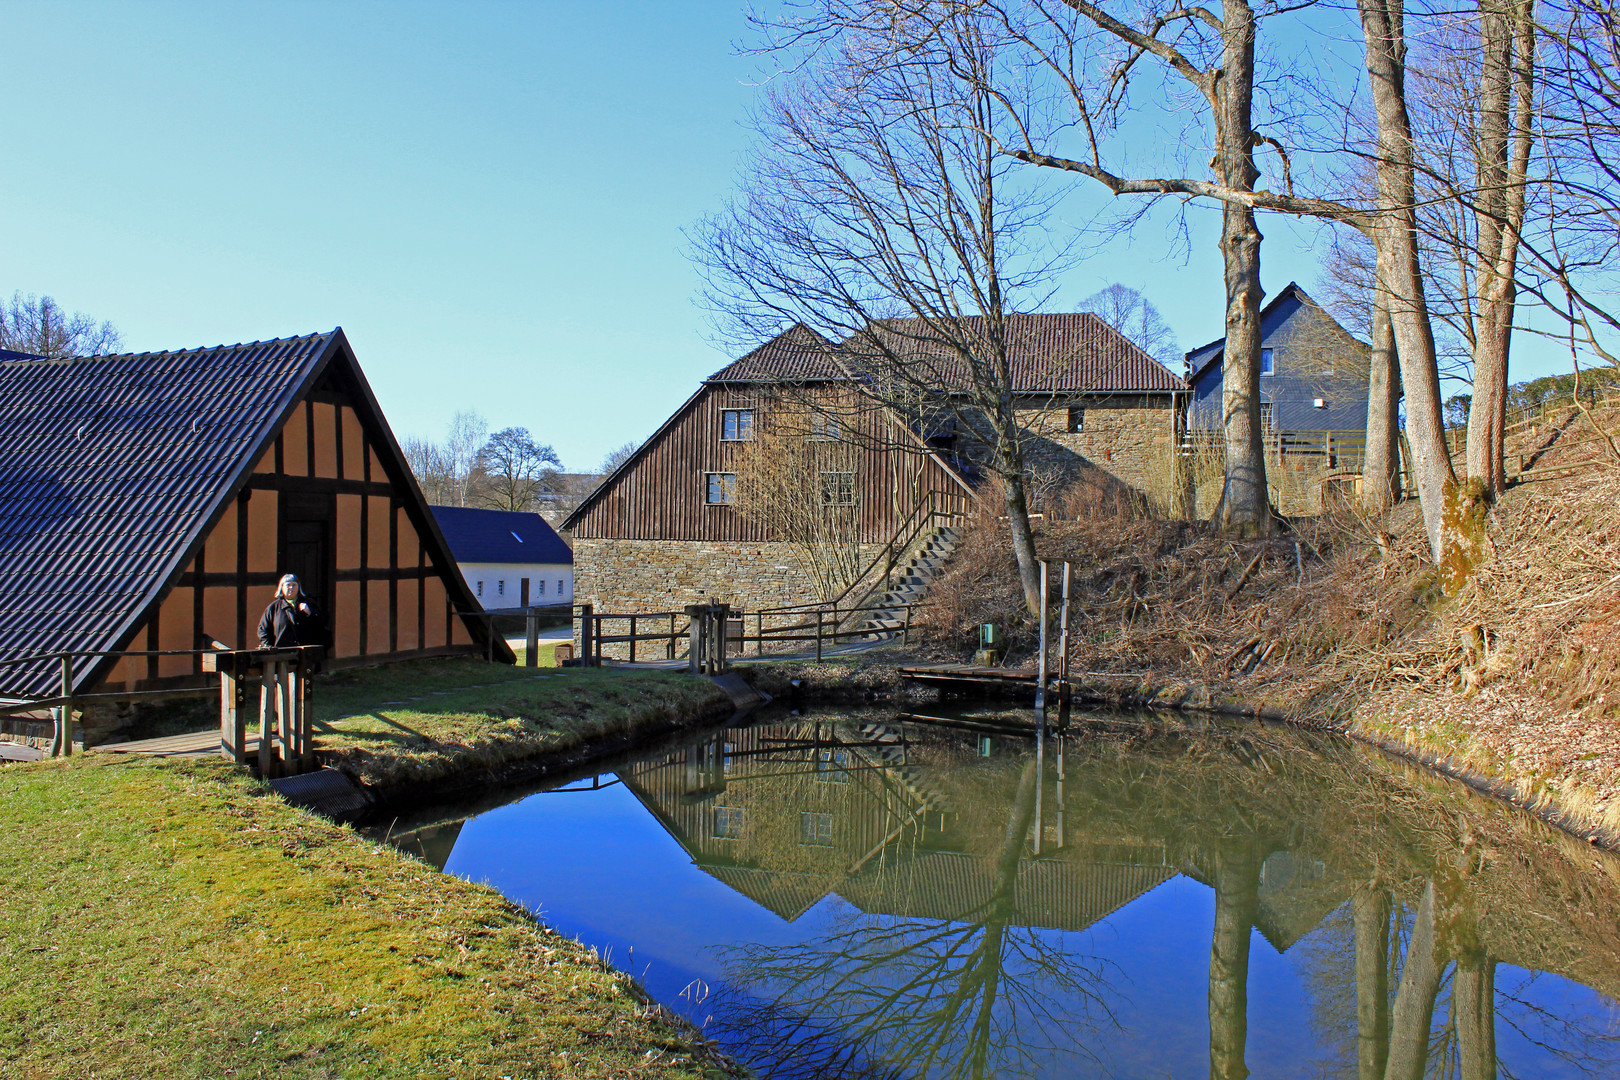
[94,731,257,759]
[898,664,1038,689]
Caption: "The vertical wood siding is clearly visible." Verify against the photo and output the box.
[573,383,969,542]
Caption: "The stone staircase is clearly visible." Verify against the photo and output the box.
[848,525,961,641]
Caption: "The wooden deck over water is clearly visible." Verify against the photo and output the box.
[94,731,260,759]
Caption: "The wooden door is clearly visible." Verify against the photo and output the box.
[521,578,530,607]
[280,491,335,620]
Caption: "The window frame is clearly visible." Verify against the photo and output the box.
[799,811,835,846]
[819,471,856,507]
[720,409,755,442]
[705,472,738,505]
[1067,406,1085,433]
[1259,348,1275,376]
[712,805,746,839]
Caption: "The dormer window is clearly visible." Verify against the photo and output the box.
[1260,348,1275,376]
[721,409,754,441]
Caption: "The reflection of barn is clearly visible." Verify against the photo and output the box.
[619,721,1180,933]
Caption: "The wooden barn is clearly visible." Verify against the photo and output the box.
[563,318,1185,626]
[562,324,975,619]
[0,329,508,740]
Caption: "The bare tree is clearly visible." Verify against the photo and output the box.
[1077,283,1179,364]
[599,440,639,476]
[445,410,489,508]
[402,436,456,505]
[1320,229,1404,512]
[732,402,869,601]
[475,427,562,512]
[0,292,122,358]
[695,4,1077,614]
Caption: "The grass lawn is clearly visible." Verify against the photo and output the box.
[0,755,738,1080]
[308,659,733,790]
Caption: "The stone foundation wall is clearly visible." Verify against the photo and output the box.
[573,538,884,659]
[1014,398,1180,509]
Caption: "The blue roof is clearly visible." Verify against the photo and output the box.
[430,505,572,566]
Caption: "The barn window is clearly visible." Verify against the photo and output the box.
[498,580,505,596]
[812,412,842,440]
[476,580,484,598]
[819,472,855,506]
[1068,407,1085,433]
[1260,348,1275,376]
[706,472,737,504]
[720,409,754,441]
[800,812,834,846]
[713,806,746,839]
[537,579,546,595]
[557,579,565,594]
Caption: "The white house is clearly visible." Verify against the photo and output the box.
[430,505,574,609]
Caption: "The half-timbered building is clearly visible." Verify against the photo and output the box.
[0,329,507,741]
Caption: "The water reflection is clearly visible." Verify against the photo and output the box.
[383,709,1620,1079]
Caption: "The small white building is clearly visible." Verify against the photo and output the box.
[430,506,574,609]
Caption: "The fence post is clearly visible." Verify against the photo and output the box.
[1035,561,1050,714]
[668,613,676,661]
[904,605,912,646]
[816,609,824,662]
[579,604,594,667]
[686,605,706,675]
[628,614,638,664]
[258,660,276,778]
[756,611,763,657]
[219,654,246,763]
[52,653,74,757]
[525,607,539,668]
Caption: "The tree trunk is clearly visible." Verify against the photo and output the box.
[1212,0,1270,538]
[1362,296,1402,513]
[1353,884,1392,1080]
[1454,953,1498,1080]
[1465,0,1535,494]
[1002,468,1043,615]
[1384,882,1446,1080]
[1208,844,1261,1080]
[1358,0,1460,567]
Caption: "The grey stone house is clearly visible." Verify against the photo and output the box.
[1184,282,1370,512]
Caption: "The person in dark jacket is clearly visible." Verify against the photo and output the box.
[258,574,323,649]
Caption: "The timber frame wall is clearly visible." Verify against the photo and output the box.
[98,366,481,692]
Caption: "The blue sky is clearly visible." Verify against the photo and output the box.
[1,2,1575,471]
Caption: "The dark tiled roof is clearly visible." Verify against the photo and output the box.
[706,323,843,382]
[430,506,573,566]
[857,312,1186,393]
[0,334,336,697]
[710,315,1185,393]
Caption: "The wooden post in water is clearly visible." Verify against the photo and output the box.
[1034,561,1050,714]
[1056,562,1073,704]
[709,604,729,675]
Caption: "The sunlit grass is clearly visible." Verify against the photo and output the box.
[0,754,739,1079]
[308,659,733,789]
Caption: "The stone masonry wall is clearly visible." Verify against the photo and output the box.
[574,538,884,659]
[1015,397,1179,506]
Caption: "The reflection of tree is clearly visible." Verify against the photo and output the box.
[708,758,1118,1080]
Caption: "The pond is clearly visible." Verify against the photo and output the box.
[376,706,1620,1079]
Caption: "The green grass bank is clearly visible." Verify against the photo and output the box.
[0,754,740,1080]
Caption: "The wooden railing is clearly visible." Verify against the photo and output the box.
[571,487,971,668]
[0,643,321,772]
[574,598,934,670]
